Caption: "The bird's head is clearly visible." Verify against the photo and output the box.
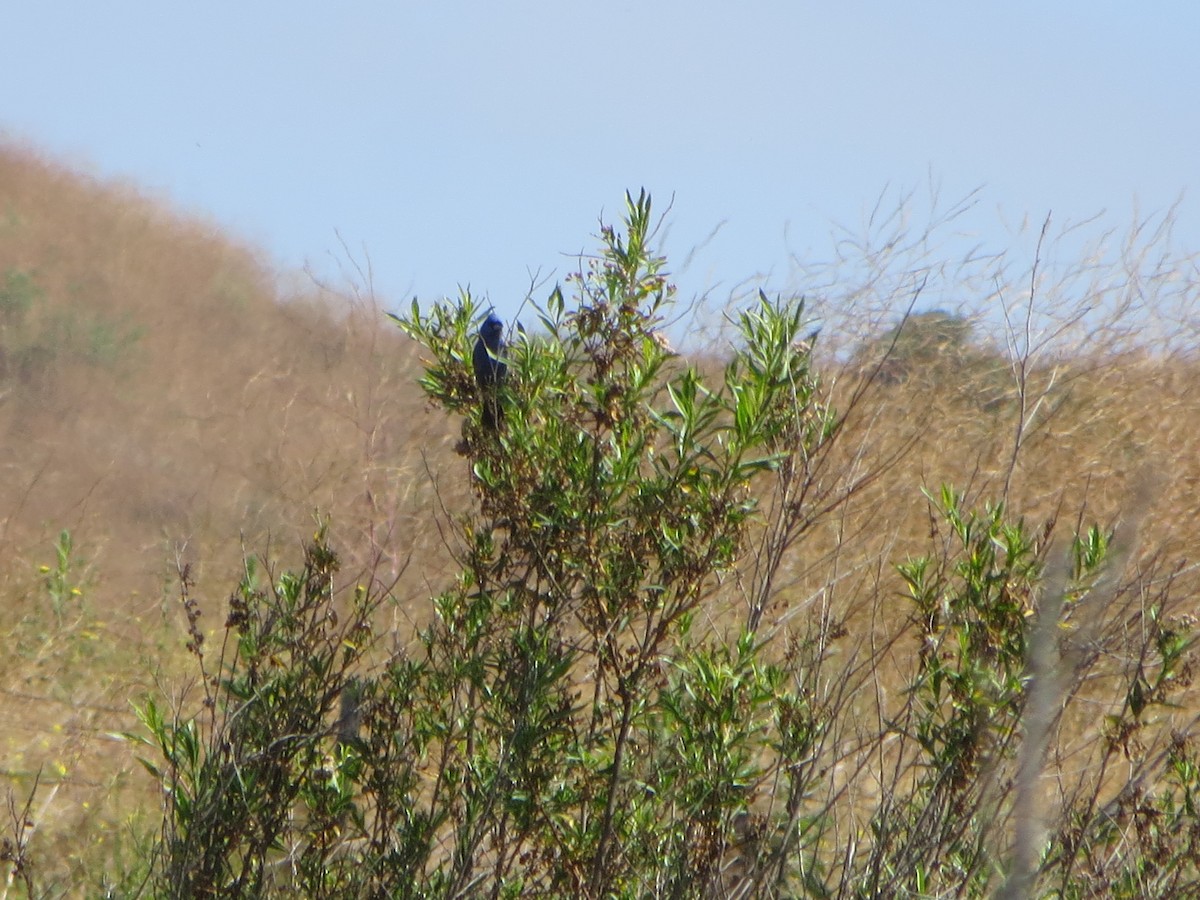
[480,313,504,348]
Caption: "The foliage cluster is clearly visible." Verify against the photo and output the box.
[37,192,1193,898]
[0,266,142,385]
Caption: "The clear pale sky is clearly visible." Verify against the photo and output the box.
[5,2,1198,326]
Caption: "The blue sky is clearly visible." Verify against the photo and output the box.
[5,2,1198,329]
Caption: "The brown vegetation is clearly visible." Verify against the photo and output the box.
[0,142,463,886]
[3,141,1200,892]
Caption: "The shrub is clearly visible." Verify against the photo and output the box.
[111,192,1198,899]
[0,266,142,388]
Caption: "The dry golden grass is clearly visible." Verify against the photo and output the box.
[0,142,469,886]
[3,140,1200,890]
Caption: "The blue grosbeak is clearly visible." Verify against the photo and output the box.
[472,312,507,429]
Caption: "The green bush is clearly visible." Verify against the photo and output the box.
[0,266,142,384]
[102,192,1198,899]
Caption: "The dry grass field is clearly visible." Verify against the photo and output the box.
[0,143,467,888]
[3,141,1200,893]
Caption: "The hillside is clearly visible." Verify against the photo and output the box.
[0,142,466,588]
[3,142,1200,892]
[1,142,468,884]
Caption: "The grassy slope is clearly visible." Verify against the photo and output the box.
[3,140,1200,889]
[0,143,466,886]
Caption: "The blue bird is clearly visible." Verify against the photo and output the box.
[472,312,507,429]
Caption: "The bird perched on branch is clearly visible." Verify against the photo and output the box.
[472,312,507,430]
